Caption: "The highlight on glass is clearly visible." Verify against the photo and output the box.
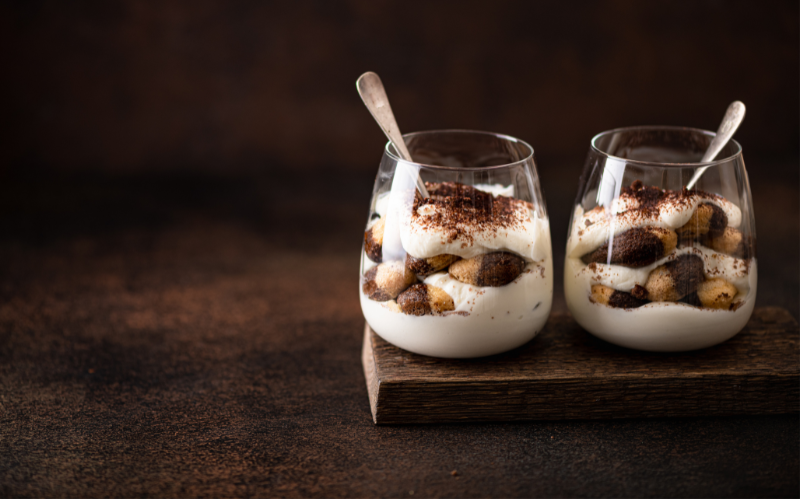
[360,130,553,358]
[565,126,757,352]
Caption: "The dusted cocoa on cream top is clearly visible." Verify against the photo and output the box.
[397,182,550,262]
[567,181,742,259]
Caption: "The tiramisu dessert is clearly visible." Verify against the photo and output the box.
[565,180,757,351]
[360,182,552,358]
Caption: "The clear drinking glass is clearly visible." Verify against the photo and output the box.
[565,126,757,351]
[360,130,553,358]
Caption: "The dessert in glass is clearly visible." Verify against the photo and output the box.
[360,130,553,358]
[565,126,757,352]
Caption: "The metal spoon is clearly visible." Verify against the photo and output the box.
[356,71,429,198]
[685,101,746,189]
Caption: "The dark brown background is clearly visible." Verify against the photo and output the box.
[3,0,799,173]
[1,1,798,497]
[2,0,798,314]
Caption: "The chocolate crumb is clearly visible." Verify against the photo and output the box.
[730,300,745,312]
[608,290,649,309]
[631,284,648,300]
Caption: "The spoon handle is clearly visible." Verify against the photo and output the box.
[686,101,746,189]
[357,72,429,198]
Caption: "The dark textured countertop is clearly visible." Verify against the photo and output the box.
[1,169,798,497]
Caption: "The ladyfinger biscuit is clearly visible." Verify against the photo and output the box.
[696,278,738,310]
[405,253,460,277]
[449,252,526,287]
[581,227,678,268]
[700,227,750,258]
[364,217,386,263]
[397,284,456,316]
[362,261,417,301]
[644,254,705,302]
[676,203,728,240]
[590,284,649,309]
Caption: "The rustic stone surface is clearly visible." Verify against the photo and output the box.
[0,173,797,497]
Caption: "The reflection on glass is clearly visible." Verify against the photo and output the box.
[565,126,757,351]
[360,130,553,358]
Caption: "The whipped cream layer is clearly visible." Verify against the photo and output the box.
[375,183,549,262]
[567,190,743,259]
[423,262,549,314]
[412,193,547,262]
[564,271,757,352]
[403,210,550,261]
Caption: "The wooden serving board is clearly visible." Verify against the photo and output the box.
[361,307,800,424]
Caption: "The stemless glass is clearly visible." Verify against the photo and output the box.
[565,126,757,352]
[360,130,553,358]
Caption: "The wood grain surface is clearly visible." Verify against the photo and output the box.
[364,308,799,424]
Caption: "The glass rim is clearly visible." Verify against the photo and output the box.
[590,125,743,167]
[384,129,535,171]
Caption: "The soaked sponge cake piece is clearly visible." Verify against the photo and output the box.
[449,252,526,287]
[581,227,677,268]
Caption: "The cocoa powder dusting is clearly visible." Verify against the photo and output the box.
[611,181,726,228]
[414,182,526,245]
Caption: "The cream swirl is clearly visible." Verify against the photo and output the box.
[378,183,550,262]
[567,187,742,259]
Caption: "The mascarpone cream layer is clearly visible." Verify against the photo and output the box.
[422,261,550,314]
[374,185,549,262]
[402,210,550,262]
[567,196,743,259]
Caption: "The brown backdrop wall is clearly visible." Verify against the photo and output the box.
[3,0,798,176]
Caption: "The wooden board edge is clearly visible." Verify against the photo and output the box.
[363,309,800,425]
[372,375,800,424]
[361,323,379,424]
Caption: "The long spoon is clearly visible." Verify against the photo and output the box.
[356,71,429,198]
[685,101,746,190]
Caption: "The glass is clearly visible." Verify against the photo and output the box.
[360,130,553,358]
[565,126,757,351]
